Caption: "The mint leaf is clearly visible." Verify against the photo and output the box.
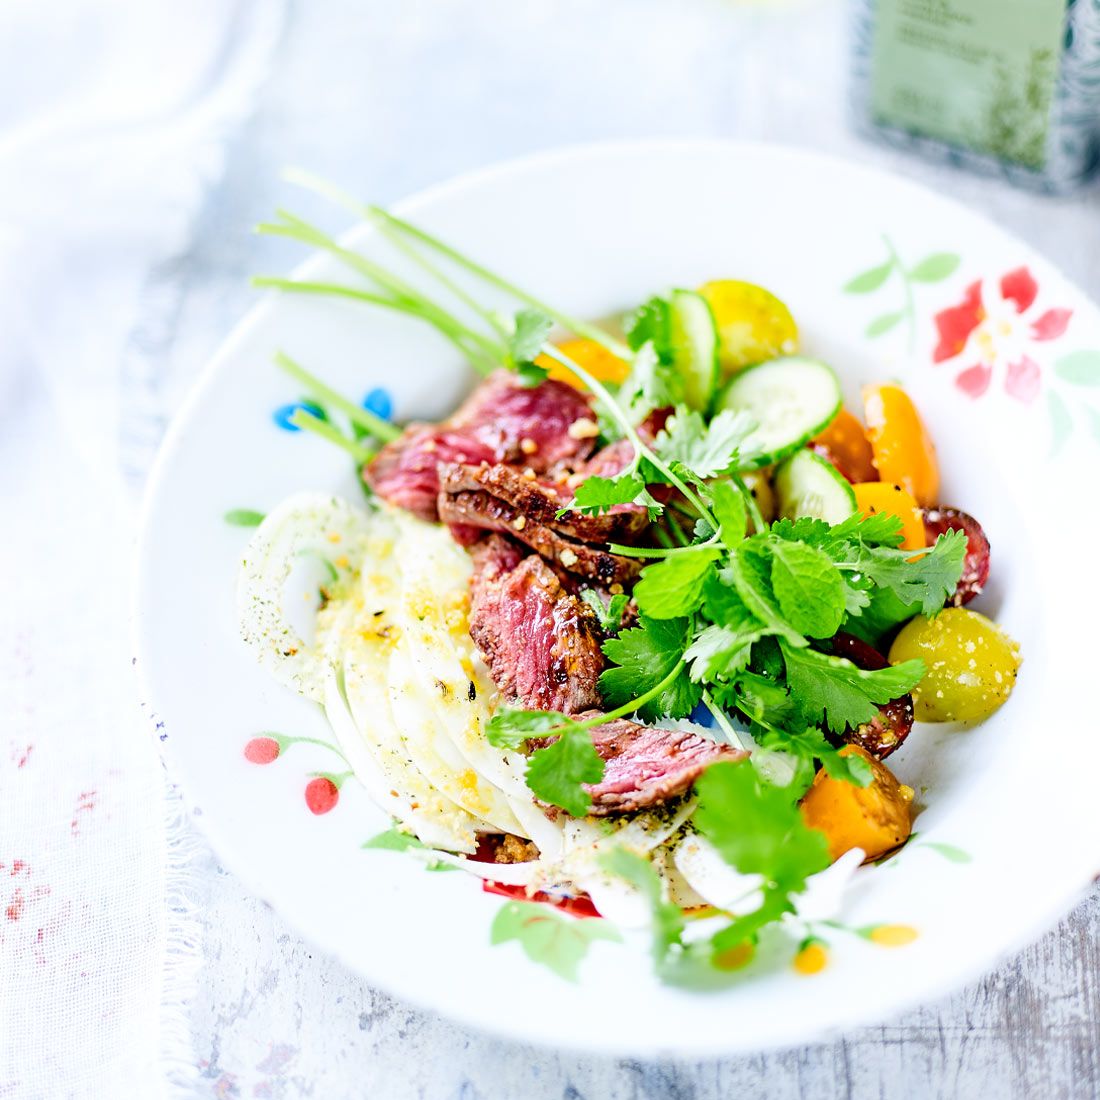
[728,543,804,646]
[633,551,720,619]
[600,617,699,720]
[769,540,845,639]
[510,308,553,365]
[598,847,684,964]
[781,642,925,733]
[490,900,621,982]
[695,758,831,893]
[525,724,605,816]
[710,480,747,548]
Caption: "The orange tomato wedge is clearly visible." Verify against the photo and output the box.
[863,384,939,506]
[535,338,630,389]
[810,408,877,483]
[852,482,927,552]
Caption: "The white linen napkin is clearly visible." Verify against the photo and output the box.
[0,2,283,1095]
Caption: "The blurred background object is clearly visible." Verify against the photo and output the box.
[852,0,1100,192]
[1,1,1097,1097]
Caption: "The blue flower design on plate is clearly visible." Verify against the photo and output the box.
[273,401,326,431]
[363,387,393,421]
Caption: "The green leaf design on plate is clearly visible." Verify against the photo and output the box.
[362,827,426,852]
[1048,390,1073,457]
[224,508,265,527]
[843,260,894,294]
[907,253,960,283]
[866,311,904,338]
[490,900,621,982]
[919,842,972,864]
[1055,350,1100,386]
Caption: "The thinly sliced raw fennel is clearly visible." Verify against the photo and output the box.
[238,492,372,701]
[390,511,564,857]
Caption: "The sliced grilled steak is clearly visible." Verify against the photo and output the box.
[440,462,649,544]
[365,371,598,520]
[468,537,605,714]
[577,715,744,814]
[366,427,498,521]
[442,488,641,587]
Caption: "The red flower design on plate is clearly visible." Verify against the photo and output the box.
[932,266,1072,403]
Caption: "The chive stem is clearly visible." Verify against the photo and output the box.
[278,352,401,443]
[289,408,373,463]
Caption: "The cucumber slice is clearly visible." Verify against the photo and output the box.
[715,356,841,468]
[774,448,857,525]
[668,289,719,412]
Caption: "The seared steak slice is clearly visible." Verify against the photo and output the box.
[366,427,497,521]
[578,715,744,814]
[448,370,598,469]
[365,371,598,521]
[440,463,650,544]
[442,488,641,588]
[469,537,604,714]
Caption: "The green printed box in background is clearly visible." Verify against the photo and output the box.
[851,0,1100,191]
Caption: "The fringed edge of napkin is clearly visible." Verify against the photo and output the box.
[159,781,209,1097]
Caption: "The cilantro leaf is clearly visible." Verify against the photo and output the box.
[695,758,831,894]
[655,408,755,480]
[830,510,905,547]
[525,724,605,817]
[624,296,673,358]
[753,725,873,793]
[510,308,554,365]
[780,642,925,733]
[633,550,720,619]
[708,888,795,955]
[580,590,629,635]
[619,341,683,423]
[709,480,747,549]
[598,847,684,964]
[490,900,621,982]
[569,473,654,518]
[485,708,568,749]
[768,540,845,639]
[847,529,967,615]
[600,617,699,720]
[515,361,550,388]
[684,623,760,682]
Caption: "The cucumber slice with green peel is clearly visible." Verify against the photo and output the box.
[774,448,857,525]
[714,356,842,468]
[668,289,720,412]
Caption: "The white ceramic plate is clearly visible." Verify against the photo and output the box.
[135,140,1100,1055]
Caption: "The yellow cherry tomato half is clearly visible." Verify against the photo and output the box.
[535,338,630,389]
[810,407,877,483]
[697,279,798,373]
[852,481,927,552]
[888,608,1022,722]
[863,383,940,507]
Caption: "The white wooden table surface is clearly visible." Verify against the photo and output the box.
[163,1,1100,1095]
